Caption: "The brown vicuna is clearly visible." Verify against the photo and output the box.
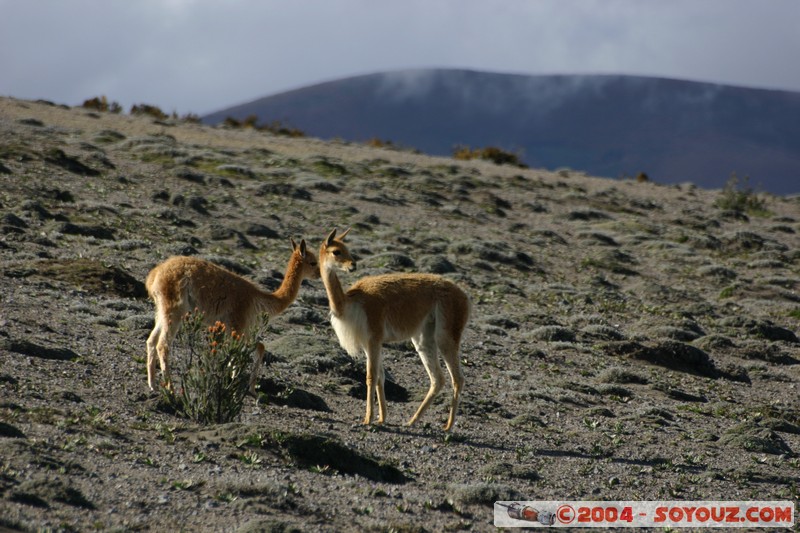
[145,239,319,392]
[319,228,470,431]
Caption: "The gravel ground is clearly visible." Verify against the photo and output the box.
[1,97,799,532]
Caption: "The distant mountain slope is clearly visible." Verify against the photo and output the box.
[204,69,800,195]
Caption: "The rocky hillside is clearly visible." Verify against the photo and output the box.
[1,97,799,532]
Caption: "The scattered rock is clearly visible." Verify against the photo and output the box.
[280,434,406,484]
[18,118,45,127]
[419,255,457,274]
[528,326,576,342]
[696,264,737,280]
[236,519,303,533]
[256,377,330,412]
[601,340,719,379]
[367,252,415,270]
[0,421,26,438]
[565,209,612,221]
[256,183,312,200]
[2,213,28,229]
[720,423,793,455]
[94,129,126,143]
[44,148,100,176]
[32,258,146,298]
[652,326,702,342]
[722,231,787,253]
[448,483,521,508]
[11,478,96,509]
[653,383,707,402]
[598,367,648,385]
[480,461,539,481]
[735,342,799,365]
[1,339,80,361]
[175,168,206,184]
[693,335,735,352]
[749,321,799,343]
[580,324,626,341]
[186,196,210,215]
[59,222,115,240]
[245,223,280,239]
[577,231,619,246]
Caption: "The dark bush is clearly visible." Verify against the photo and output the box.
[163,311,267,424]
[81,96,122,113]
[716,173,768,215]
[130,103,169,121]
[453,145,527,167]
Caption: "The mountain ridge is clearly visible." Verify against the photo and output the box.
[204,69,800,195]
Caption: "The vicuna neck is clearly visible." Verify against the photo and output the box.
[261,252,304,315]
[320,259,348,318]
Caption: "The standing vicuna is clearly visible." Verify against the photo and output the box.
[145,239,319,393]
[319,228,470,431]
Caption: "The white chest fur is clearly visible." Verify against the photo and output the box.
[330,305,369,357]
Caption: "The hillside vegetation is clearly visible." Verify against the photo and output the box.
[1,97,799,532]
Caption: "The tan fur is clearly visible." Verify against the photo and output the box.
[320,228,470,431]
[145,239,319,392]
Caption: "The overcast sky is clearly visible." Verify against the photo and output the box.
[2,0,799,116]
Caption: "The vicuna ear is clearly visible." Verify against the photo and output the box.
[339,227,351,241]
[299,239,307,257]
[325,228,337,246]
[290,237,298,251]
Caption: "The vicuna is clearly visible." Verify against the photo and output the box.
[145,239,319,392]
[319,228,470,431]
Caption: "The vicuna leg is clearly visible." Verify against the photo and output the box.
[154,309,182,391]
[249,341,266,395]
[407,320,445,427]
[146,319,163,390]
[155,331,175,391]
[439,335,464,432]
[364,340,386,424]
[376,348,387,424]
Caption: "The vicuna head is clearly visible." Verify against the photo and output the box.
[321,228,356,273]
[290,237,321,279]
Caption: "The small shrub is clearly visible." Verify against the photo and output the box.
[223,116,242,128]
[180,113,202,124]
[162,310,267,424]
[81,96,122,113]
[130,103,169,121]
[365,138,394,148]
[223,115,258,129]
[453,145,527,167]
[222,116,305,137]
[82,96,107,111]
[715,173,768,215]
[258,120,305,137]
[242,115,259,128]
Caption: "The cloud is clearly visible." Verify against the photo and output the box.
[1,0,799,115]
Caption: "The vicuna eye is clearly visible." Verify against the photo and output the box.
[332,250,341,256]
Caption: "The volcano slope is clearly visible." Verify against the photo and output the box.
[1,97,799,532]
